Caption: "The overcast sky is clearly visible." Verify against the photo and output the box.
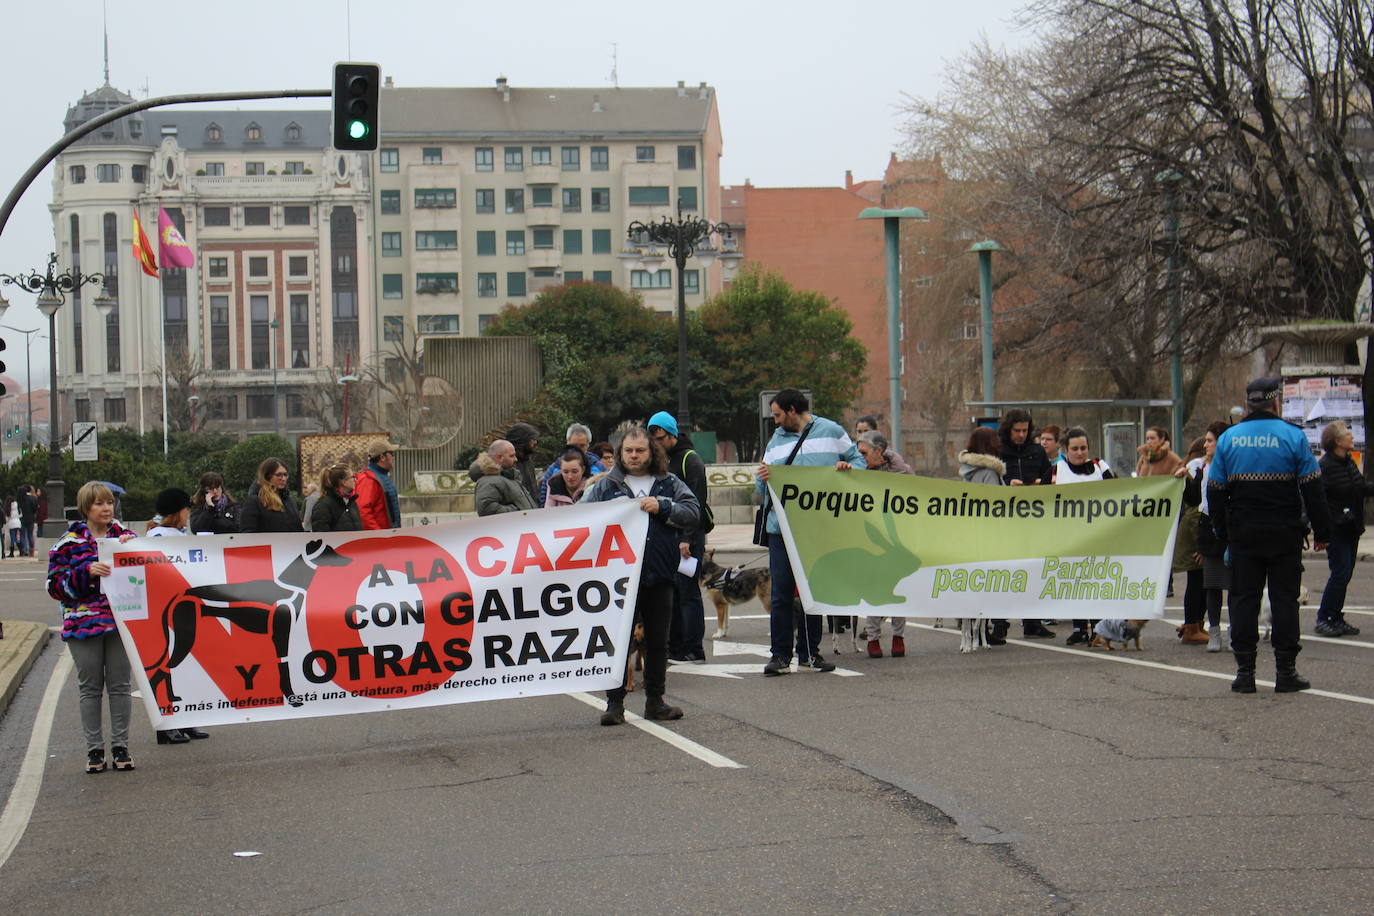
[0,0,1033,384]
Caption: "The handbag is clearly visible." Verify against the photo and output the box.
[752,422,814,547]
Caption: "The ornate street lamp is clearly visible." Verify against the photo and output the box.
[624,200,741,429]
[0,253,114,536]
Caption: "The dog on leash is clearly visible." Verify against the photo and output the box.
[1090,619,1149,651]
[700,549,771,639]
[830,615,861,654]
[624,621,645,692]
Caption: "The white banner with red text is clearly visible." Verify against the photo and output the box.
[101,501,647,729]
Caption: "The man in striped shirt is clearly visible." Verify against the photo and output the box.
[755,388,861,676]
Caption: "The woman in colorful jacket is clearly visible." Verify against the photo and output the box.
[47,481,139,774]
[583,427,700,726]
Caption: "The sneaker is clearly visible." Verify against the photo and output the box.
[1066,630,1090,646]
[867,639,883,659]
[1314,620,1342,637]
[891,635,906,657]
[110,746,135,771]
[668,652,690,662]
[763,657,791,677]
[86,748,107,774]
[1335,619,1361,636]
[808,654,837,672]
[1023,623,1055,639]
[1207,627,1224,653]
[684,651,707,664]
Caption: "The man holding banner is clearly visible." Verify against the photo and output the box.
[756,388,859,676]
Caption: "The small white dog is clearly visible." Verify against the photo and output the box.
[958,619,991,653]
[1260,584,1310,641]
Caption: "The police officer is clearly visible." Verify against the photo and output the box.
[1207,377,1331,693]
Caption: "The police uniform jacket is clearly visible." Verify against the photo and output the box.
[1206,409,1332,544]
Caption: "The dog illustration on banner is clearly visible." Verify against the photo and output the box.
[144,539,353,707]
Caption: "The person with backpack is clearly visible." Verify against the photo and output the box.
[648,411,712,664]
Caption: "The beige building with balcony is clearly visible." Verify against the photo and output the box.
[372,78,725,346]
[50,84,374,437]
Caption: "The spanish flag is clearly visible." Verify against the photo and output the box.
[132,209,159,278]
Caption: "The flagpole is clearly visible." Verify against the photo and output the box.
[159,271,169,455]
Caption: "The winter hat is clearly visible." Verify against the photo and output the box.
[154,488,193,517]
[647,411,678,437]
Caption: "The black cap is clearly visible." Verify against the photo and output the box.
[1245,376,1281,405]
[154,487,193,516]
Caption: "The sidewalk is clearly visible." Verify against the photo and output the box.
[705,522,766,555]
[0,621,50,721]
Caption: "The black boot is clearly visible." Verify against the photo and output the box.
[156,729,189,744]
[1231,651,1257,693]
[644,695,683,721]
[1274,651,1310,693]
[600,693,625,726]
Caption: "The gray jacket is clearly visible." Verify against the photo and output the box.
[469,453,537,516]
[958,451,1007,487]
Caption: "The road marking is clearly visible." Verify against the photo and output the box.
[567,692,744,769]
[1158,616,1374,650]
[708,639,862,676]
[910,623,1374,707]
[0,651,72,871]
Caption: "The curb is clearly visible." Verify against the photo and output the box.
[0,622,51,721]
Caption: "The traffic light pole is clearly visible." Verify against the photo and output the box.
[0,88,331,242]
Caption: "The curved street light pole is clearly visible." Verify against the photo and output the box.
[0,253,114,536]
[625,201,735,429]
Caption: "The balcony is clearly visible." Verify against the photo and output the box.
[528,248,561,270]
[525,164,560,185]
[525,206,561,228]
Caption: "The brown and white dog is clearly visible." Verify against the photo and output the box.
[1090,619,1149,651]
[624,621,645,692]
[700,549,771,639]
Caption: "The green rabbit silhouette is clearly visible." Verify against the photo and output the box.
[807,512,921,606]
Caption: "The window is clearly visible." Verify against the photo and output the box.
[504,147,523,171]
[290,293,310,368]
[289,256,308,276]
[476,231,496,256]
[478,273,498,297]
[382,274,403,299]
[205,123,222,142]
[247,395,274,419]
[507,271,527,297]
[208,257,229,278]
[282,161,305,175]
[506,231,526,255]
[530,186,553,208]
[590,146,609,170]
[475,147,494,171]
[629,186,670,206]
[479,314,497,333]
[285,122,303,143]
[210,395,238,420]
[563,229,583,254]
[636,145,655,162]
[248,256,269,278]
[381,232,402,257]
[504,188,524,213]
[76,399,91,422]
[677,187,698,211]
[531,146,552,166]
[204,206,230,227]
[380,190,401,214]
[631,269,673,289]
[592,229,612,254]
[337,254,353,273]
[591,188,611,211]
[250,294,270,369]
[592,270,613,284]
[564,270,584,283]
[678,145,697,170]
[245,162,264,176]
[284,206,310,226]
[104,398,127,423]
[562,188,581,212]
[416,230,458,250]
[416,273,459,294]
[380,148,399,172]
[414,188,456,208]
[475,189,495,213]
[532,228,554,249]
[384,315,404,341]
[209,295,230,370]
[422,147,443,164]
[286,394,309,417]
[418,314,461,335]
[97,164,121,183]
[131,165,147,184]
[915,276,934,288]
[244,206,270,226]
[532,268,557,279]
[245,123,263,142]
[561,146,580,171]
[684,269,700,294]
[204,162,225,177]
[948,323,981,340]
[69,165,85,184]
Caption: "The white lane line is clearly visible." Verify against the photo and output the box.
[1158,616,1374,650]
[567,692,744,769]
[0,651,72,872]
[909,623,1374,707]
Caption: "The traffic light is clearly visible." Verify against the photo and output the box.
[332,62,380,151]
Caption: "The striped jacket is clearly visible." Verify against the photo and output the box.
[755,415,861,535]
[47,519,133,640]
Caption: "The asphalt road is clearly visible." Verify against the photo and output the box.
[2,549,1373,915]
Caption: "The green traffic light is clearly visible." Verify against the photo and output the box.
[349,120,369,140]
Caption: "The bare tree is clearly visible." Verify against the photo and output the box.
[365,329,465,449]
[151,344,211,433]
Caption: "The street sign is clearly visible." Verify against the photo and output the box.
[72,421,98,462]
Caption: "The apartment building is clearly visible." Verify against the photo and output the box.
[50,83,373,436]
[372,77,724,345]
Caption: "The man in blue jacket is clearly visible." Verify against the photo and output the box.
[1208,377,1331,693]
[755,388,860,676]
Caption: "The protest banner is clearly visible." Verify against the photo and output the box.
[768,466,1182,619]
[101,500,647,730]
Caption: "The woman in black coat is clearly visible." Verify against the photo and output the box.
[1315,421,1373,637]
[238,458,303,533]
[311,465,362,533]
[189,471,240,534]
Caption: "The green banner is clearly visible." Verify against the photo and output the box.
[768,466,1182,618]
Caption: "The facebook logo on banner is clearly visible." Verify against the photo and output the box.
[188,549,205,563]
